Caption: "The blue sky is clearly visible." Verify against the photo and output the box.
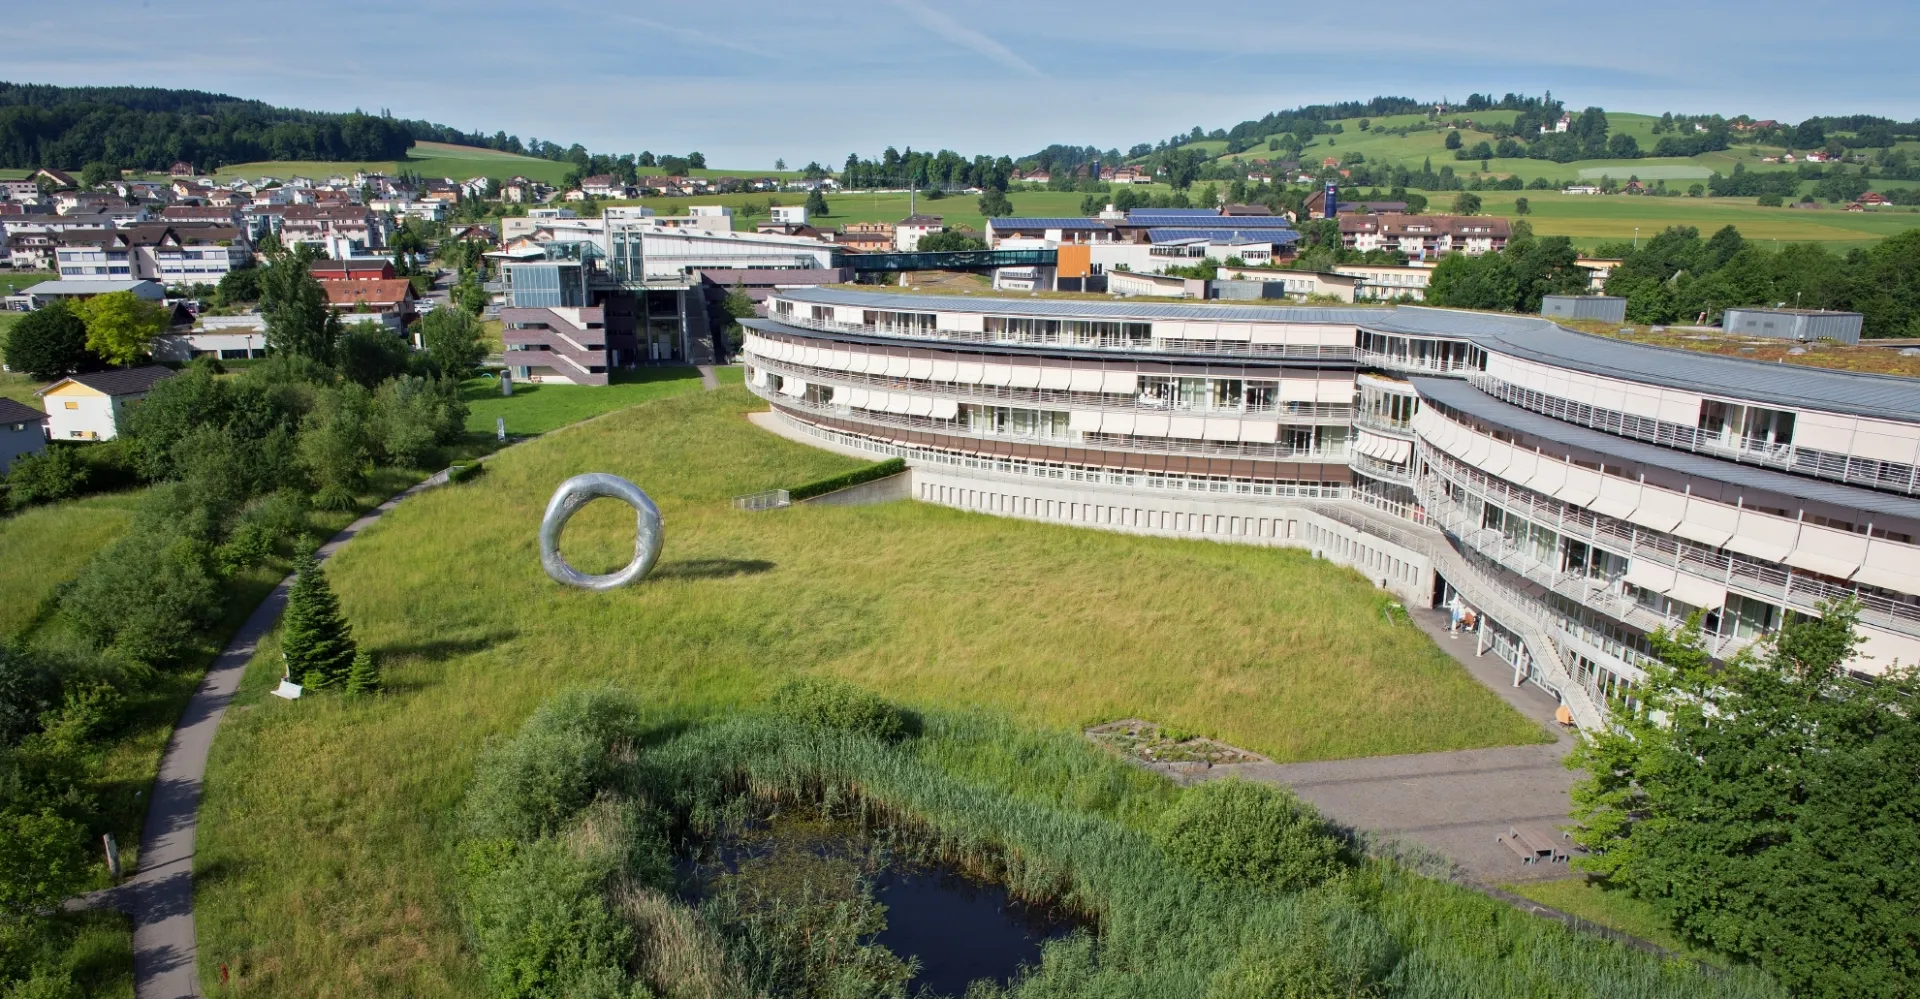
[6,1,1915,168]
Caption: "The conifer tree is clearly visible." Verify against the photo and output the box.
[281,549,356,689]
[345,650,381,695]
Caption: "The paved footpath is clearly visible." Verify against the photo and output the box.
[98,372,730,999]
[102,473,448,999]
[1148,607,1580,883]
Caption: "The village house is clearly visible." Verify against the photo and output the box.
[0,398,48,473]
[36,366,176,441]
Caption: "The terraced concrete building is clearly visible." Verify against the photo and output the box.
[741,288,1920,729]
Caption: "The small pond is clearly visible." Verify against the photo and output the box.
[679,810,1083,995]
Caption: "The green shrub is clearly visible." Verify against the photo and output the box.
[61,527,222,664]
[455,834,634,999]
[786,458,905,502]
[3,449,88,509]
[463,689,644,842]
[768,676,912,741]
[1156,779,1347,893]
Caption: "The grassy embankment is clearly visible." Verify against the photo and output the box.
[190,383,1562,995]
[0,356,712,995]
[460,365,704,436]
[210,141,575,187]
[1507,877,1729,969]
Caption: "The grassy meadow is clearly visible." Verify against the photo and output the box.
[0,488,151,637]
[210,141,575,186]
[460,365,704,436]
[193,384,1551,996]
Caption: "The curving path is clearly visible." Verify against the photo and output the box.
[115,473,450,999]
[106,364,729,997]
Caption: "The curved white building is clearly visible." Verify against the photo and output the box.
[742,288,1920,728]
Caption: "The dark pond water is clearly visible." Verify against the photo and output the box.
[864,863,1076,995]
[680,815,1081,995]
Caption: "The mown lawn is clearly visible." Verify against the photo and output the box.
[194,385,1548,996]
[460,364,705,436]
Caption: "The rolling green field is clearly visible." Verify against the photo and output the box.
[193,385,1549,996]
[460,364,704,435]
[1435,190,1920,250]
[211,141,575,186]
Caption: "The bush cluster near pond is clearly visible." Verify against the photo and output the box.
[445,688,1777,999]
[195,386,1568,996]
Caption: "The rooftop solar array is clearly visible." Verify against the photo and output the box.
[987,217,1114,229]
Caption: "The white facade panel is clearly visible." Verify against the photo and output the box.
[1102,371,1139,394]
[1202,419,1241,442]
[1588,476,1642,518]
[1169,416,1206,439]
[1068,369,1104,392]
[1632,488,1688,533]
[1039,367,1072,390]
[1786,525,1869,579]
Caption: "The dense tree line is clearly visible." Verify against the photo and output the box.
[1423,224,1591,312]
[0,82,413,171]
[838,147,1014,191]
[1600,225,1920,336]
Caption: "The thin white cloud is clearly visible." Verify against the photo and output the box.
[886,0,1045,78]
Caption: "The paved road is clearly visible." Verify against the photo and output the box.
[113,474,447,999]
[1149,608,1580,883]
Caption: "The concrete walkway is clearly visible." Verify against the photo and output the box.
[696,364,719,390]
[1148,607,1581,883]
[99,475,447,999]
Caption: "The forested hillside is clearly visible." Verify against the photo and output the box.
[0,83,430,172]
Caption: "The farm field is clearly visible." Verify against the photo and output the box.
[210,141,575,186]
[192,385,1557,995]
[1438,190,1920,250]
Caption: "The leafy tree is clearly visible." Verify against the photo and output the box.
[914,231,988,252]
[1451,192,1482,215]
[0,809,93,918]
[1569,603,1920,998]
[2,301,92,380]
[1514,196,1530,215]
[298,384,374,510]
[261,253,341,363]
[976,188,1012,218]
[1444,130,1462,150]
[416,308,486,381]
[280,548,356,689]
[79,161,116,188]
[1426,251,1518,311]
[338,322,412,388]
[371,375,465,468]
[73,292,168,367]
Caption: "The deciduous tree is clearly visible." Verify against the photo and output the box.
[2,301,92,380]
[74,291,168,367]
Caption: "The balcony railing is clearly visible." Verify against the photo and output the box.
[767,314,1356,362]
[1471,373,1920,498]
[1353,409,1417,436]
[1421,444,1920,639]
[744,350,1354,423]
[1351,450,1414,484]
[767,407,1351,502]
[752,381,1351,464]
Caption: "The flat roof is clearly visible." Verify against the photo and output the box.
[740,317,1349,370]
[776,289,1920,423]
[22,279,163,296]
[1412,377,1920,523]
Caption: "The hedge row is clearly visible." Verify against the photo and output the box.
[787,457,906,502]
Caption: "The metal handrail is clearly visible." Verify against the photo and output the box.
[750,381,1352,463]
[742,349,1355,423]
[1422,445,1920,638]
[767,314,1357,362]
